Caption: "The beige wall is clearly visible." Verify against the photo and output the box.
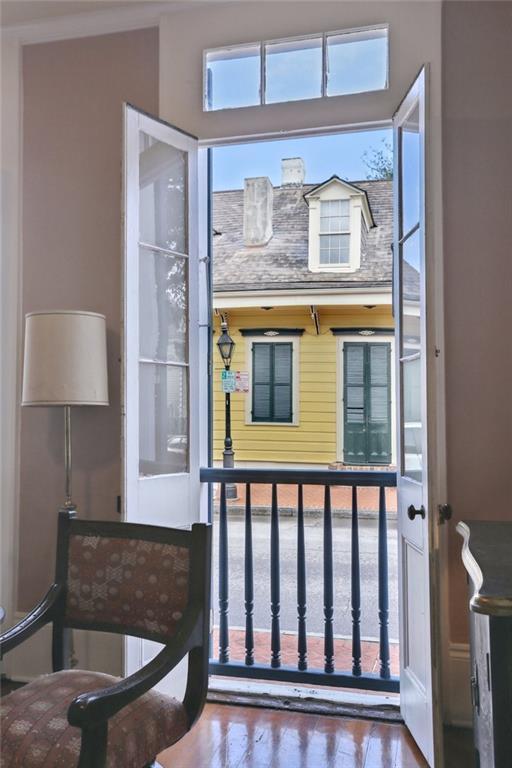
[18,28,158,610]
[14,0,512,648]
[442,1,512,643]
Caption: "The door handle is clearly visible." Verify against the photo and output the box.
[407,504,425,521]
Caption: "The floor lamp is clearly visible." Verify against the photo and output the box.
[22,310,109,513]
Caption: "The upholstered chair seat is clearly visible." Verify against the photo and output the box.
[1,670,188,768]
[0,514,211,768]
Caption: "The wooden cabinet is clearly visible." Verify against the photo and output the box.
[457,521,512,768]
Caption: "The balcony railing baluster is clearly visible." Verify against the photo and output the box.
[218,482,229,663]
[203,467,399,694]
[351,486,362,677]
[323,485,335,673]
[244,483,254,666]
[297,484,307,671]
[270,483,281,668]
[378,485,391,679]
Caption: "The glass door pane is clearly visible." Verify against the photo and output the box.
[398,101,423,483]
[138,133,189,476]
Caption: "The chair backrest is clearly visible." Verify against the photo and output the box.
[54,512,209,645]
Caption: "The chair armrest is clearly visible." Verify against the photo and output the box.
[67,606,203,728]
[0,583,63,656]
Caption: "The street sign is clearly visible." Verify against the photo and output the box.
[221,370,236,393]
[235,371,249,393]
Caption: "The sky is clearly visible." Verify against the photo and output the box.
[212,129,392,191]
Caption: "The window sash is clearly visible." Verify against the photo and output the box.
[319,233,350,265]
[320,199,350,233]
[252,342,293,423]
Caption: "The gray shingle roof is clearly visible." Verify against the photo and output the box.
[212,179,393,293]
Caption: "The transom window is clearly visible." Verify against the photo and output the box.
[319,199,350,265]
[204,25,388,111]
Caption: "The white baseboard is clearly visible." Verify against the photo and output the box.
[5,612,122,682]
[445,642,472,727]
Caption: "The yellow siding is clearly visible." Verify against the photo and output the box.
[213,305,394,466]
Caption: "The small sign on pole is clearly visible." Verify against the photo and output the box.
[235,371,249,393]
[221,370,236,393]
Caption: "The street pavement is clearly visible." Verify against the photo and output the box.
[212,512,399,644]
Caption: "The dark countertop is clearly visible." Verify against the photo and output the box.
[457,520,512,617]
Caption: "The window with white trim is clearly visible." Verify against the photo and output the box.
[319,199,350,265]
[245,334,300,425]
[252,342,293,423]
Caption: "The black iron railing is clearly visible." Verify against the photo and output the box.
[200,467,399,693]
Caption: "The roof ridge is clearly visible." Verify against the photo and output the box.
[213,178,391,194]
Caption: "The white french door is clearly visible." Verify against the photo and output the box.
[122,105,208,693]
[394,69,443,767]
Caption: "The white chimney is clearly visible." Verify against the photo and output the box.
[281,157,305,186]
[243,177,273,246]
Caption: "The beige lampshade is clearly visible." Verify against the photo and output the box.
[22,311,109,406]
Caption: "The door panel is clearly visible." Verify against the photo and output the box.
[343,342,391,465]
[122,105,207,696]
[394,68,442,766]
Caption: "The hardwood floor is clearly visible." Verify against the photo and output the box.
[159,703,428,767]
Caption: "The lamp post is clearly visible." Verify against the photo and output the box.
[217,321,237,500]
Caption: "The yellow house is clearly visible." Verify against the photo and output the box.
[213,159,395,469]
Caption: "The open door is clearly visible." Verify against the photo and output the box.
[122,104,209,693]
[394,69,443,766]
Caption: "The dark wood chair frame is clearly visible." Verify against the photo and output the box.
[0,509,212,768]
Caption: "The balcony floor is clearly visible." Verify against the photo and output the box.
[160,702,428,767]
[213,627,400,677]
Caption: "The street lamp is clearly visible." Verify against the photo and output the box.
[217,322,237,499]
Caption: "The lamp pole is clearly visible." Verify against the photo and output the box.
[217,322,238,500]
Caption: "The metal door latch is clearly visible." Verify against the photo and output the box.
[407,504,426,520]
[438,503,453,524]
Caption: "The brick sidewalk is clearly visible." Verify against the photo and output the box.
[217,483,397,513]
[212,627,399,678]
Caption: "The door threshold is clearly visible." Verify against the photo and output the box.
[208,676,401,722]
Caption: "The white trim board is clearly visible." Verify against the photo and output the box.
[0,35,22,681]
[214,288,392,310]
[0,2,184,44]
[445,642,471,728]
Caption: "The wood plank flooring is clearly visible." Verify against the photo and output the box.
[159,703,428,768]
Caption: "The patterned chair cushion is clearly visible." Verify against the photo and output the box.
[66,534,190,643]
[0,670,188,768]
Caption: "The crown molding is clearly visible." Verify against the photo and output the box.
[1,2,183,45]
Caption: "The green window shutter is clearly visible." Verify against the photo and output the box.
[367,343,392,464]
[252,342,293,423]
[252,343,272,421]
[343,343,367,464]
[344,342,391,465]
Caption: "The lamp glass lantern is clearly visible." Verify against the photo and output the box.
[216,322,235,369]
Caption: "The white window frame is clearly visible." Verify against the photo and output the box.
[336,334,396,465]
[308,180,366,274]
[203,24,389,112]
[245,335,300,426]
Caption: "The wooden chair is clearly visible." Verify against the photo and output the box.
[0,509,211,768]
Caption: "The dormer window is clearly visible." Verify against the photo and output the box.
[304,176,375,274]
[319,199,350,265]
